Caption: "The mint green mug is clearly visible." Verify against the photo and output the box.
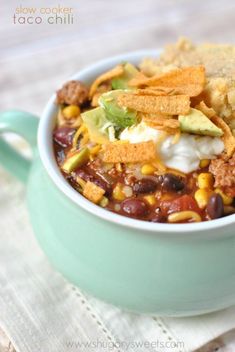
[1,51,235,317]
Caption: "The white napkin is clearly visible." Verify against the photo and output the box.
[0,166,235,352]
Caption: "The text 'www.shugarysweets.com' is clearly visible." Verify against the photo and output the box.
[13,4,74,25]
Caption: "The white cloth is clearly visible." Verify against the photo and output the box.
[1,166,235,352]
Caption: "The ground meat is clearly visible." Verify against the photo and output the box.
[209,153,235,188]
[56,80,89,106]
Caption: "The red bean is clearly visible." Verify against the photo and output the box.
[133,178,158,194]
[121,198,149,218]
[207,193,224,219]
[53,127,75,147]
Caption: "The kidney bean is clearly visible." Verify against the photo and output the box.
[121,198,149,218]
[161,173,185,192]
[207,193,224,219]
[133,178,158,194]
[53,127,75,147]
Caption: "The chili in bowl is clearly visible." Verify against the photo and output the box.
[53,46,235,224]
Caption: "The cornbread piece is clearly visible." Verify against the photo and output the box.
[209,153,235,188]
[83,181,105,204]
[117,94,190,115]
[140,38,235,134]
[102,141,156,163]
[57,80,89,106]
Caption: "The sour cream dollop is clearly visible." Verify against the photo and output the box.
[119,122,224,173]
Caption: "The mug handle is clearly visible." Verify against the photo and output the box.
[0,110,39,184]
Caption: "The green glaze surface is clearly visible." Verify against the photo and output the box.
[1,108,235,316]
[0,110,38,182]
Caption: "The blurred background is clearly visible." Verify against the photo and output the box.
[1,0,235,116]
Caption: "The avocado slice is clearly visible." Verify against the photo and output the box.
[179,108,223,137]
[112,63,139,90]
[62,148,89,173]
[99,90,137,128]
[81,107,110,144]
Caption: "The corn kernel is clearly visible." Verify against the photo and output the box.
[63,105,80,119]
[99,196,109,207]
[197,173,214,189]
[113,183,126,201]
[199,159,210,168]
[144,195,156,206]
[141,164,156,175]
[194,189,211,209]
[215,188,233,205]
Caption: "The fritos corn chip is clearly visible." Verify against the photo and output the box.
[133,89,167,96]
[195,101,216,118]
[147,124,179,134]
[102,141,156,163]
[129,66,205,97]
[141,112,173,121]
[83,181,105,204]
[117,93,190,115]
[146,118,180,129]
[211,115,235,158]
[89,65,124,98]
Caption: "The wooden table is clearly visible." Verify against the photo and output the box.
[1,0,235,350]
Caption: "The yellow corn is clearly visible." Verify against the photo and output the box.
[141,164,156,175]
[168,211,201,223]
[194,189,211,209]
[199,159,210,168]
[99,196,109,207]
[197,172,214,189]
[112,183,126,201]
[144,195,156,206]
[215,188,233,205]
[63,105,80,119]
